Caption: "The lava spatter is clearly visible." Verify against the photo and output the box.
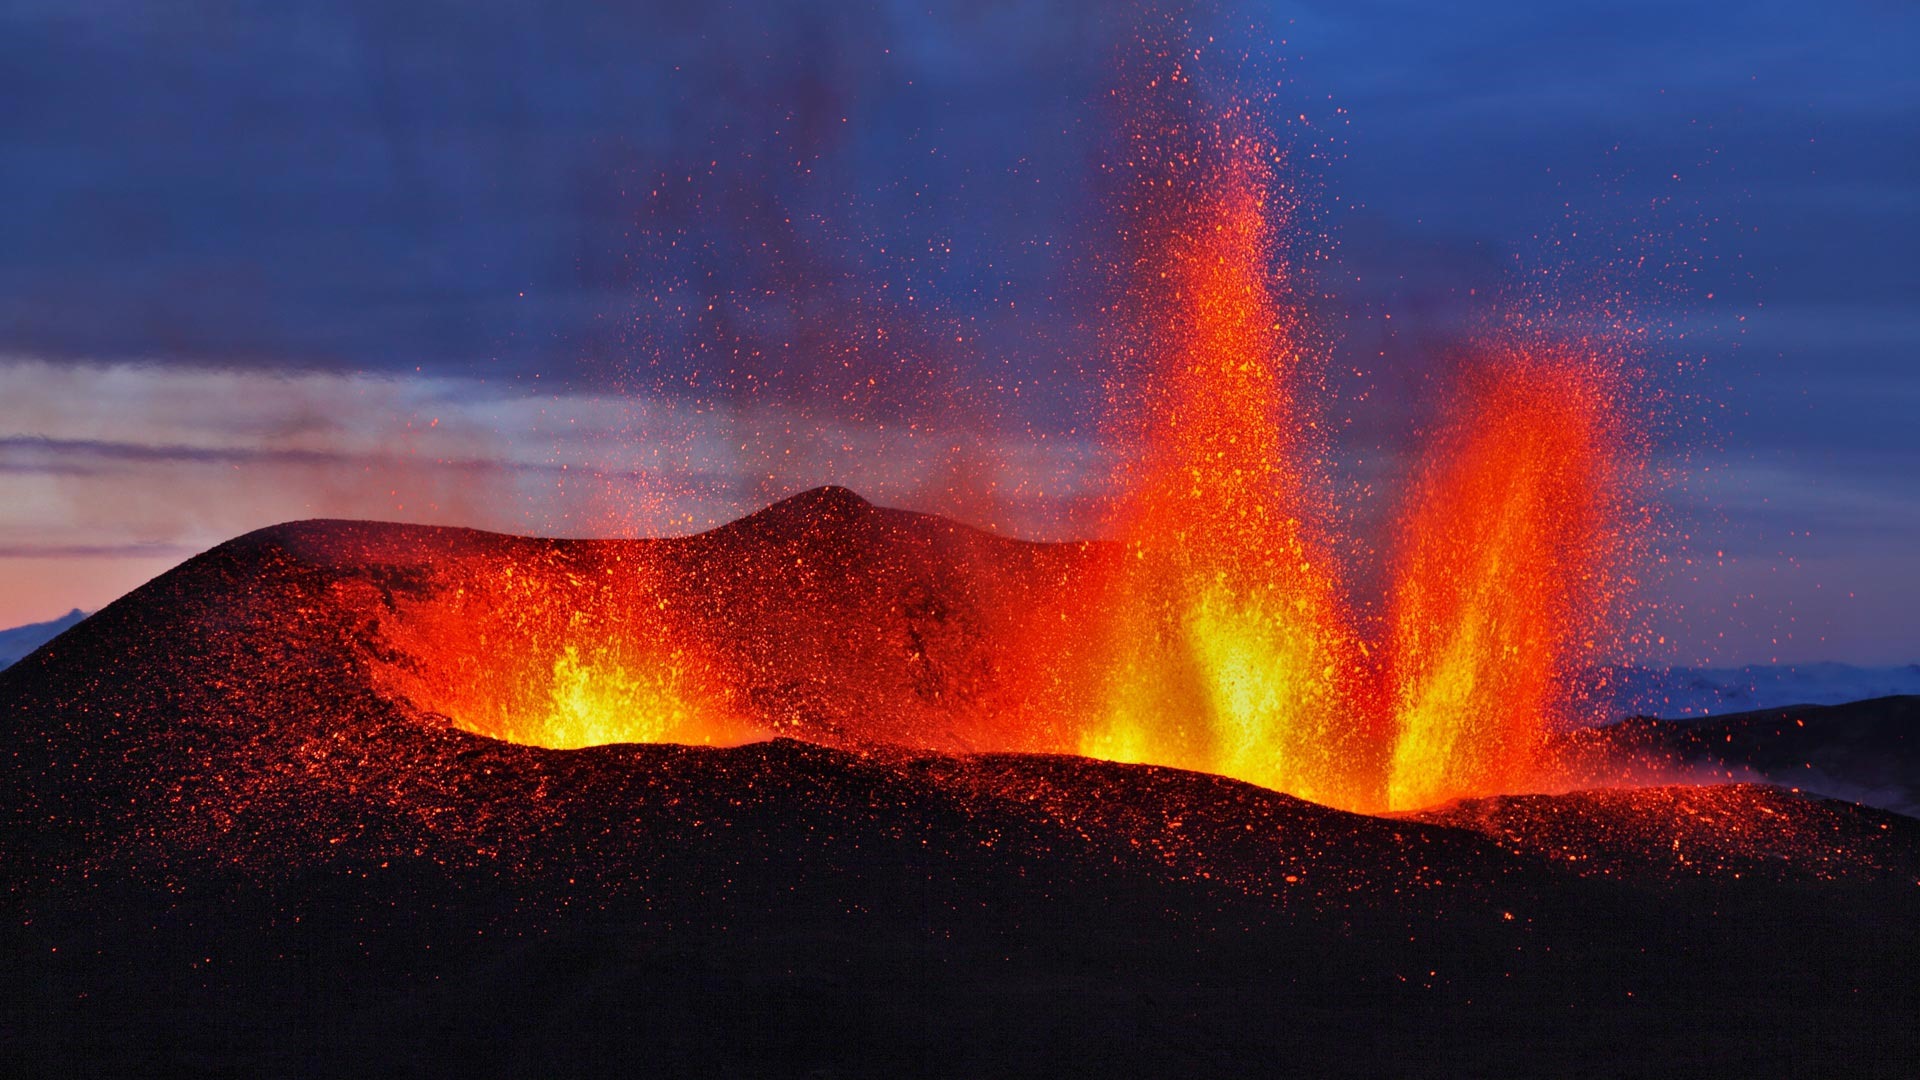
[1052,101,1635,812]
[1068,127,1383,811]
[364,550,762,750]
[1384,350,1630,810]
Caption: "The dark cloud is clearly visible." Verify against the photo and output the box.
[1,433,529,473]
[0,0,1129,401]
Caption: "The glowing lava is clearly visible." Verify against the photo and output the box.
[1070,132,1383,811]
[1055,110,1634,813]
[363,551,764,750]
[347,101,1638,819]
[1385,354,1626,811]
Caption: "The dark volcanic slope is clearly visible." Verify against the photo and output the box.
[1561,696,1920,817]
[1411,783,1920,882]
[2,489,1916,1079]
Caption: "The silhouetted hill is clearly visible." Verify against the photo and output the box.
[1598,662,1920,717]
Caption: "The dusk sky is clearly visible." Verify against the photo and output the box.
[1,1,1914,666]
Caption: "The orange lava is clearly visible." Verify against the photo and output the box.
[351,101,1639,819]
[1051,113,1634,813]
[1384,353,1626,810]
[1064,131,1384,810]
[362,550,765,750]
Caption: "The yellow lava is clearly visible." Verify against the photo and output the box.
[1077,576,1377,811]
[530,643,735,749]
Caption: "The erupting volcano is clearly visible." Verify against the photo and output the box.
[2,60,1912,1080]
[345,118,1635,820]
[1026,125,1634,814]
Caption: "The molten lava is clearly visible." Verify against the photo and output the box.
[364,551,763,750]
[1384,355,1625,811]
[1067,136,1382,810]
[1049,117,1633,813]
[343,103,1636,818]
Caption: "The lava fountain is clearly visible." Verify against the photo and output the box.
[1047,106,1636,813]
[364,548,764,750]
[1383,352,1628,811]
[349,98,1639,818]
[1064,125,1384,811]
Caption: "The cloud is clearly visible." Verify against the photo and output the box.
[0,541,202,559]
[0,356,1109,625]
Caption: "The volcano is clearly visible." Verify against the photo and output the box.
[1,488,1914,1078]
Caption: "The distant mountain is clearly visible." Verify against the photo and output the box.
[1559,695,1920,818]
[0,608,86,670]
[1600,662,1920,718]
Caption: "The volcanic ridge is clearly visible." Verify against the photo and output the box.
[2,489,1915,1078]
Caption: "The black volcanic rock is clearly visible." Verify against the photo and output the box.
[1,491,1915,1078]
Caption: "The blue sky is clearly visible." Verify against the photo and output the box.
[0,0,1914,664]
